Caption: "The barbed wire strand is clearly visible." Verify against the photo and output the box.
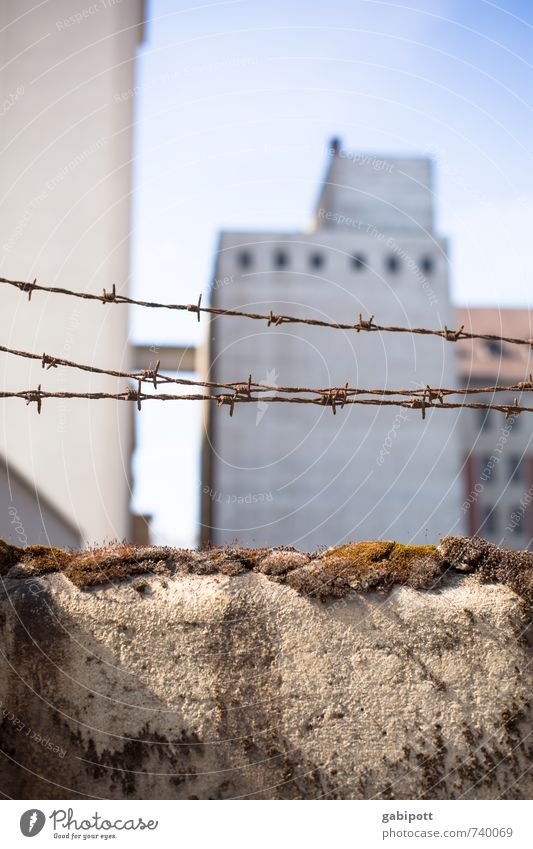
[1,386,529,420]
[2,276,533,349]
[1,342,532,402]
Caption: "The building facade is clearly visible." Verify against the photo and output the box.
[0,453,79,549]
[202,142,465,549]
[456,308,533,550]
[0,0,145,547]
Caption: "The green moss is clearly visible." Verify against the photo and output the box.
[1,535,532,606]
[321,541,436,581]
[388,543,436,578]
[324,541,435,564]
[322,540,395,564]
[285,541,441,600]
[391,543,436,560]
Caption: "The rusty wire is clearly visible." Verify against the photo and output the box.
[2,275,533,348]
[1,386,531,420]
[1,342,533,403]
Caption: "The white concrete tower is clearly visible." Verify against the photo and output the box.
[0,1,145,546]
[202,141,464,549]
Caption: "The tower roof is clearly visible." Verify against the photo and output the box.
[314,139,434,234]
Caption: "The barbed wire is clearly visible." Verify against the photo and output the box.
[2,275,533,348]
[1,342,533,403]
[1,386,530,419]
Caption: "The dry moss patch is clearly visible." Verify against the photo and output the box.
[440,536,533,605]
[0,536,532,605]
[0,542,71,575]
[284,541,441,601]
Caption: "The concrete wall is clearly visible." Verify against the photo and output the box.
[0,562,531,799]
[0,0,144,545]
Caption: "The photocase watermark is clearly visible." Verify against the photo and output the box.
[55,0,122,31]
[317,208,365,230]
[52,807,158,835]
[424,142,487,205]
[376,409,409,466]
[20,807,158,838]
[383,234,438,306]
[202,485,273,505]
[328,146,394,173]
[113,56,259,102]
[365,225,439,306]
[7,505,28,546]
[0,84,24,117]
[505,483,533,532]
[2,139,107,256]
[315,212,439,305]
[0,700,66,759]
[20,809,46,837]
[462,415,518,513]
[27,579,47,596]
[256,368,279,425]
[212,273,234,291]
[57,307,82,434]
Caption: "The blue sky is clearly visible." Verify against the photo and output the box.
[130,0,533,545]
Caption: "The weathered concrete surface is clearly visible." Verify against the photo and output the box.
[0,537,531,799]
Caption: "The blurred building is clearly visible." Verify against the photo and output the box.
[0,454,79,549]
[456,308,533,549]
[0,1,145,547]
[202,141,465,548]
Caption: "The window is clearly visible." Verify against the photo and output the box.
[309,252,324,269]
[508,455,523,482]
[351,253,367,271]
[483,339,512,358]
[481,505,497,534]
[420,256,434,274]
[386,255,400,273]
[481,455,495,481]
[273,250,289,269]
[237,250,252,269]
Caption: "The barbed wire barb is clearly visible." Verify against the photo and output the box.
[3,387,533,418]
[1,341,533,404]
[24,384,43,414]
[2,275,533,349]
[101,284,117,304]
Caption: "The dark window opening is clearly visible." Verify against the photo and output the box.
[386,255,400,273]
[237,250,252,269]
[509,456,523,482]
[420,256,434,274]
[351,253,367,271]
[484,340,512,358]
[309,252,324,269]
[481,455,495,481]
[273,250,289,269]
